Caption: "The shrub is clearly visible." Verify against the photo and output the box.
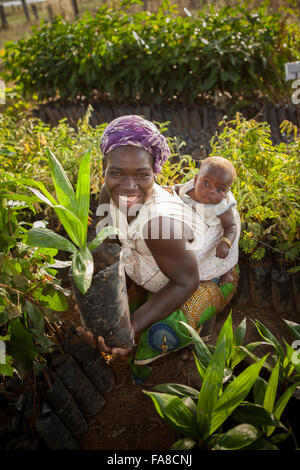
[2,1,299,103]
[0,183,69,378]
[0,106,105,197]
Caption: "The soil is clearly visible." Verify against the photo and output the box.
[58,290,300,451]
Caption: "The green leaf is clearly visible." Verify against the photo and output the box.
[282,318,300,341]
[25,227,77,253]
[71,247,94,294]
[142,391,174,419]
[193,352,207,381]
[32,286,68,312]
[0,353,14,377]
[211,424,261,450]
[153,383,199,400]
[200,67,218,92]
[264,361,280,435]
[253,376,268,406]
[143,391,198,437]
[230,346,247,369]
[25,186,55,207]
[271,383,300,434]
[237,345,273,372]
[209,355,268,435]
[9,317,37,370]
[244,437,279,450]
[182,396,198,416]
[46,147,76,212]
[233,317,247,346]
[26,301,44,334]
[75,148,91,244]
[53,204,86,248]
[285,341,300,375]
[164,397,198,437]
[254,320,284,360]
[88,226,123,251]
[9,178,57,206]
[179,321,212,367]
[0,362,14,377]
[216,311,233,363]
[171,438,196,450]
[271,428,291,444]
[231,402,282,427]
[197,338,226,438]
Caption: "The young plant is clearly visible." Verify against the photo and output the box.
[253,319,300,390]
[183,311,269,384]
[0,187,68,377]
[21,147,119,294]
[144,335,269,450]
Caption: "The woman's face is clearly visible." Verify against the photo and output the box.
[104,145,155,211]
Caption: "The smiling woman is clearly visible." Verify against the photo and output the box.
[104,146,155,211]
[79,115,239,382]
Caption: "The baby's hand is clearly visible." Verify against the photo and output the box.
[216,241,230,259]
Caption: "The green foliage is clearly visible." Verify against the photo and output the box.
[0,105,106,197]
[253,319,300,388]
[2,2,299,103]
[0,194,68,378]
[144,312,299,450]
[210,115,300,265]
[21,148,120,294]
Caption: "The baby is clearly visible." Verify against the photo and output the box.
[175,156,239,285]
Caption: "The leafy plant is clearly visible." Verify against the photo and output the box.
[0,105,106,196]
[181,311,269,383]
[20,147,120,294]
[2,1,299,103]
[144,340,269,449]
[144,314,290,450]
[144,312,299,449]
[0,188,68,378]
[252,318,300,390]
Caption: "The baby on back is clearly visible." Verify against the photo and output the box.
[175,156,239,285]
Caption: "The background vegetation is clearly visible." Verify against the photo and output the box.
[2,0,300,103]
[0,0,299,382]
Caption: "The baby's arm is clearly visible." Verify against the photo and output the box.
[216,208,237,259]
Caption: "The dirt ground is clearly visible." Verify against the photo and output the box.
[58,291,299,451]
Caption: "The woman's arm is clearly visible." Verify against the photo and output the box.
[130,216,200,334]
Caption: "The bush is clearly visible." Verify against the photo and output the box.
[0,106,105,197]
[2,1,299,103]
[0,189,69,378]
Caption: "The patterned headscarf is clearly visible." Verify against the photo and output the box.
[100,115,170,174]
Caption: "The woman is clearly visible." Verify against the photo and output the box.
[78,115,238,375]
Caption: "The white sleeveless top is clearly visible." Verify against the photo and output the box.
[103,183,240,292]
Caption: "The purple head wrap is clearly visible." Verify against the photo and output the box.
[100,115,171,174]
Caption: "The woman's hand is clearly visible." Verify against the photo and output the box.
[76,326,134,357]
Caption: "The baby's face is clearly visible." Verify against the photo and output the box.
[194,165,231,205]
